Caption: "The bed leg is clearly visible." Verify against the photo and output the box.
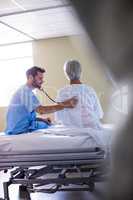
[3,182,10,200]
[19,185,31,200]
[89,182,95,192]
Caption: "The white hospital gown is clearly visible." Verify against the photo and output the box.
[55,84,104,130]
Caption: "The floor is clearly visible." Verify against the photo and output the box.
[0,171,107,200]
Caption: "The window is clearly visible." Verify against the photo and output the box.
[111,85,128,115]
[0,43,33,106]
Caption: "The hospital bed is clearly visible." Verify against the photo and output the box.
[0,125,111,200]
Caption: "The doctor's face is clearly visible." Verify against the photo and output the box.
[32,71,44,89]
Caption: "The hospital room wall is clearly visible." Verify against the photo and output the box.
[0,36,112,131]
[0,107,7,132]
[32,36,112,122]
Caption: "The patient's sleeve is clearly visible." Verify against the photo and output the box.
[89,89,104,119]
[55,89,70,123]
[56,89,70,102]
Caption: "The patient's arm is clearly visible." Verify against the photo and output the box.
[36,97,78,115]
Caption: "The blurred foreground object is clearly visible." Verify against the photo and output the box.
[71,0,133,81]
[70,0,132,199]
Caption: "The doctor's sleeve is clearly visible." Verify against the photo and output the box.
[20,89,41,112]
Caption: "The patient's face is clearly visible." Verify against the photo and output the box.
[32,72,44,89]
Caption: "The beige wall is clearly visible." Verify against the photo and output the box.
[0,35,112,131]
[0,107,7,131]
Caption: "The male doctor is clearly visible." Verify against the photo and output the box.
[5,66,78,135]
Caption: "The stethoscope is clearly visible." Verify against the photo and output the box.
[40,88,57,103]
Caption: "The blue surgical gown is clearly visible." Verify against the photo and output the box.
[5,85,49,135]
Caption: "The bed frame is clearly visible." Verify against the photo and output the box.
[0,147,108,200]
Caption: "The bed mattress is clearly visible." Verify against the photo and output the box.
[0,125,112,152]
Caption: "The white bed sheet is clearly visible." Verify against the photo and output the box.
[0,125,113,152]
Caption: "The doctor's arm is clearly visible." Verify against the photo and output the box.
[35,97,78,115]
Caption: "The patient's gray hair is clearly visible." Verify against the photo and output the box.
[64,60,81,80]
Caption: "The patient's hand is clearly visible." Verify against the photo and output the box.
[60,97,78,108]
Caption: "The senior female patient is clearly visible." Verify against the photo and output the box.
[55,60,104,129]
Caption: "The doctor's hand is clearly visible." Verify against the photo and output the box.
[43,117,52,125]
[60,97,78,108]
[36,117,52,125]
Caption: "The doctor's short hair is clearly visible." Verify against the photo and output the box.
[64,60,82,80]
[26,66,45,78]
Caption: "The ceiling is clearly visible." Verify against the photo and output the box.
[0,0,83,46]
